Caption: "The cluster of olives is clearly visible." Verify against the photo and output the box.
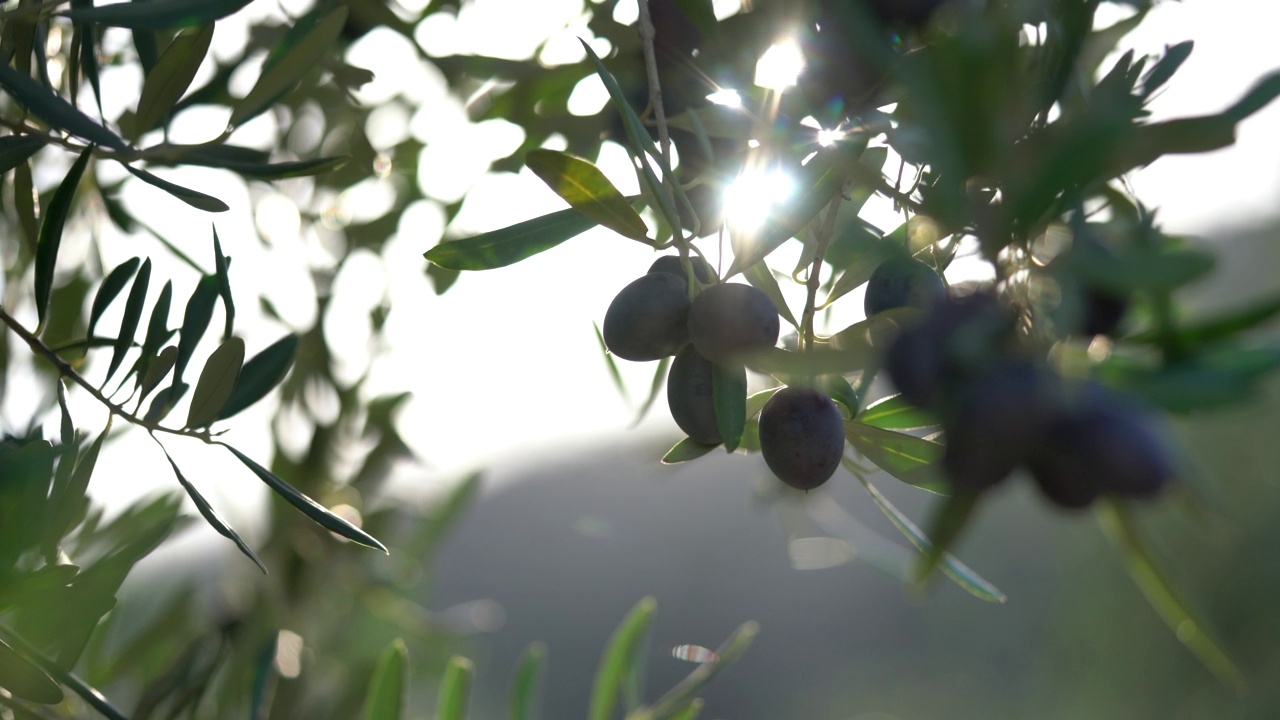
[884,291,1173,508]
[603,255,848,491]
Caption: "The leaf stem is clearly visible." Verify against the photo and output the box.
[0,304,209,441]
[801,191,844,351]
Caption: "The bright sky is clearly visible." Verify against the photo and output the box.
[6,0,1279,527]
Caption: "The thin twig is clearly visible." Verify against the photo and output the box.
[636,0,671,163]
[801,190,845,350]
[0,304,209,441]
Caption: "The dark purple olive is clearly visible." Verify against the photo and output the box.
[864,256,946,317]
[758,386,846,491]
[942,361,1059,493]
[603,273,690,361]
[648,255,715,285]
[687,283,780,365]
[666,345,721,445]
[1030,386,1173,509]
[1081,287,1128,337]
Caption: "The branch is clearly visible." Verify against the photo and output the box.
[0,304,209,441]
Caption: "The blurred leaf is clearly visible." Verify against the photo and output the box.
[743,345,875,379]
[0,133,46,173]
[223,444,388,552]
[844,421,946,494]
[106,258,150,384]
[144,381,188,423]
[62,0,254,29]
[1098,344,1280,413]
[157,439,266,573]
[230,6,348,127]
[631,356,670,427]
[590,597,657,720]
[212,227,234,340]
[661,438,717,464]
[424,207,599,270]
[1096,499,1245,691]
[1141,40,1193,99]
[186,336,244,428]
[742,262,799,330]
[1129,293,1280,348]
[666,105,756,140]
[849,464,1006,603]
[34,146,93,326]
[0,65,127,150]
[139,345,178,401]
[46,417,110,555]
[594,321,628,405]
[711,362,747,452]
[821,227,899,308]
[638,621,758,720]
[0,635,63,704]
[914,491,981,585]
[510,642,547,720]
[857,394,938,431]
[87,256,141,340]
[217,333,298,420]
[172,144,349,178]
[362,639,407,720]
[526,149,650,242]
[173,275,219,387]
[663,699,703,720]
[437,656,474,720]
[14,161,39,251]
[132,24,213,138]
[123,164,229,212]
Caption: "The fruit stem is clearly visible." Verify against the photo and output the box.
[801,189,845,351]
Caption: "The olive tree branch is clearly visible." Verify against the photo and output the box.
[0,304,209,441]
[800,189,845,351]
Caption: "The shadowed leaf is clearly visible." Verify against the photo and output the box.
[62,0,254,29]
[0,65,127,150]
[0,134,47,173]
[133,24,213,138]
[712,362,747,452]
[217,334,298,420]
[123,164,229,212]
[173,275,219,388]
[35,146,94,325]
[140,345,178,401]
[157,440,266,573]
[186,337,244,428]
[230,6,348,127]
[106,258,151,383]
[87,257,141,340]
[0,636,63,705]
[212,227,234,339]
[137,280,174,390]
[425,207,599,270]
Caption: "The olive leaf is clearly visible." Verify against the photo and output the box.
[526,149,649,242]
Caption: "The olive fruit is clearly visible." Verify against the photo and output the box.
[1030,386,1173,509]
[648,255,715,285]
[666,345,721,445]
[1081,287,1128,337]
[864,256,946,317]
[942,361,1059,493]
[884,292,1012,409]
[759,386,846,491]
[687,283,780,365]
[603,273,690,361]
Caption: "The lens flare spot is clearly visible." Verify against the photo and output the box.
[754,41,804,90]
[724,169,795,231]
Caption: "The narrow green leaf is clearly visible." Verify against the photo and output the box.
[62,0,255,29]
[594,321,628,404]
[1095,500,1245,691]
[0,637,63,704]
[140,345,179,401]
[661,438,717,464]
[363,639,408,720]
[14,161,40,251]
[578,40,681,231]
[857,394,938,431]
[630,355,671,427]
[849,463,1006,603]
[1128,293,1280,348]
[914,491,981,585]
[526,149,649,241]
[136,279,174,389]
[1141,40,1193,99]
[424,207,599,270]
[87,257,141,340]
[157,440,266,573]
[437,656,474,720]
[743,345,876,379]
[664,699,703,720]
[212,226,234,340]
[35,146,94,325]
[132,24,214,139]
[106,258,151,383]
[510,642,547,720]
[71,0,105,117]
[642,621,758,720]
[844,421,947,493]
[217,333,298,420]
[186,337,244,428]
[173,275,219,387]
[223,443,388,553]
[47,417,111,551]
[123,164,229,212]
[0,134,47,173]
[229,6,348,127]
[742,262,799,330]
[0,65,126,150]
[589,597,657,720]
[145,381,188,424]
[711,362,747,452]
[171,144,348,178]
